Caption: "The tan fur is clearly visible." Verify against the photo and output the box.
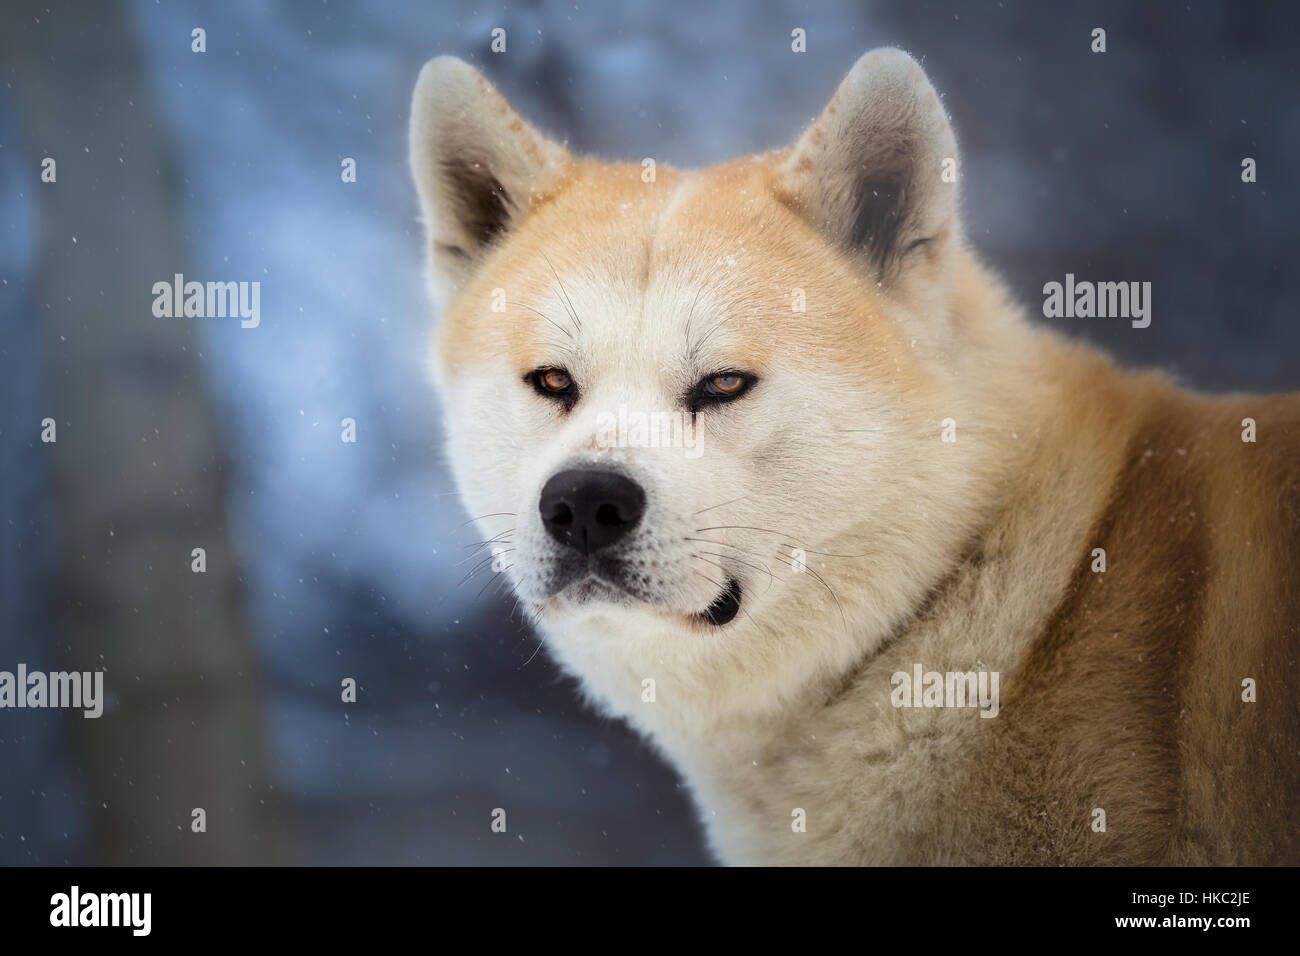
[410,49,1300,865]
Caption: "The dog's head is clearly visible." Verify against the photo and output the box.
[410,49,1005,712]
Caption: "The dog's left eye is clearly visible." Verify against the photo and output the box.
[689,371,757,411]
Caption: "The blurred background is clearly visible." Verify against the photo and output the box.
[1,0,1296,865]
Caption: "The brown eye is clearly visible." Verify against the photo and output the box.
[709,374,746,395]
[527,367,579,407]
[539,369,571,392]
[689,370,757,412]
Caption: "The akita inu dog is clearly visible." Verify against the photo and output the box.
[409,49,1300,865]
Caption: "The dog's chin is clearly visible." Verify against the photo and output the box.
[539,574,744,630]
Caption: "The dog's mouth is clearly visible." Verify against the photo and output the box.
[546,572,748,632]
[543,562,743,628]
[697,578,742,627]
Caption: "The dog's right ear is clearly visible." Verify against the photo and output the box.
[409,57,570,302]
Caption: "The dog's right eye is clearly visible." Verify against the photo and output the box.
[526,367,579,407]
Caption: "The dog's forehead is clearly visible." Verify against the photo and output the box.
[438,156,905,383]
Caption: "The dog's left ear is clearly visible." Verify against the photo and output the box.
[778,48,959,292]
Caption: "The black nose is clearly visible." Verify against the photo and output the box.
[539,468,646,555]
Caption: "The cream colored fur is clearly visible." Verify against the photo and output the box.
[409,50,1299,865]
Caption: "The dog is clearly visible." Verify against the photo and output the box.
[408,48,1300,864]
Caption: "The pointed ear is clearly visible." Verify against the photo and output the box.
[409,57,570,301]
[778,48,959,291]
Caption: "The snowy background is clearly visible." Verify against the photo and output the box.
[2,0,1298,864]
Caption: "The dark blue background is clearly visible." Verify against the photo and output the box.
[1,0,1296,865]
